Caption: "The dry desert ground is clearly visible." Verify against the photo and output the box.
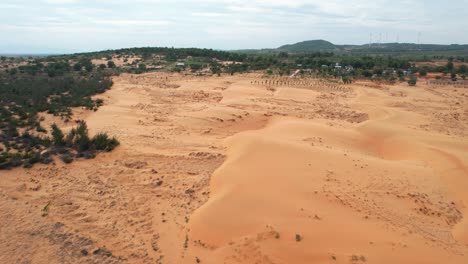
[1,73,468,264]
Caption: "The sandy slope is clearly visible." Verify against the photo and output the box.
[187,85,468,263]
[1,73,467,264]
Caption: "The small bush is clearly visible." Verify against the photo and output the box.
[51,123,65,146]
[40,153,53,164]
[295,234,302,242]
[60,155,73,164]
[95,98,104,107]
[92,133,120,151]
[408,78,417,86]
[36,125,47,133]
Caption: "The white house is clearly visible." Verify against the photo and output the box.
[334,63,342,70]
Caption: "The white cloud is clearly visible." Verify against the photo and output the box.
[0,0,467,53]
[44,0,80,4]
[92,19,169,26]
[192,12,227,17]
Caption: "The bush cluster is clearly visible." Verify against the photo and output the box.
[0,121,119,170]
[0,68,117,170]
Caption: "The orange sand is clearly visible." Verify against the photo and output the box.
[1,73,467,263]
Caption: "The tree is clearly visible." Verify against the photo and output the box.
[397,70,404,77]
[458,65,467,74]
[99,64,107,69]
[189,63,202,72]
[74,121,91,152]
[73,63,82,71]
[408,76,417,86]
[342,76,353,84]
[447,61,454,71]
[9,68,18,75]
[91,133,120,151]
[278,52,289,58]
[107,61,116,68]
[451,72,457,80]
[362,70,372,78]
[211,66,221,75]
[51,123,64,146]
[85,63,94,72]
[373,68,383,75]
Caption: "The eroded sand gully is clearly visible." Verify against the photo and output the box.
[0,72,467,264]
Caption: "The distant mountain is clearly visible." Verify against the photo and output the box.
[232,40,468,56]
[278,40,336,52]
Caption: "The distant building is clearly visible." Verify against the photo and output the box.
[176,62,185,67]
[334,63,342,70]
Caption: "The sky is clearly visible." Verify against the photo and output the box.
[1,0,467,54]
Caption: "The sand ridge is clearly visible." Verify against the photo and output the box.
[0,72,467,263]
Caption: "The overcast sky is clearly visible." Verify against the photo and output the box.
[1,0,467,54]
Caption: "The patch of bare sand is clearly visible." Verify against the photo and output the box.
[1,73,467,264]
[186,82,468,263]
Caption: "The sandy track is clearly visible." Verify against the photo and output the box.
[1,73,467,263]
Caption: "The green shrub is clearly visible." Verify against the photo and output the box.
[74,121,91,152]
[95,98,104,107]
[408,76,417,86]
[23,162,33,169]
[65,127,76,147]
[295,234,302,242]
[107,61,116,68]
[51,124,65,146]
[60,155,73,164]
[92,132,120,151]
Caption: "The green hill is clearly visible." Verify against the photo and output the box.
[278,40,336,52]
[233,40,468,56]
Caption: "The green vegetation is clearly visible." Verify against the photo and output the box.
[295,234,302,242]
[107,60,116,68]
[41,201,51,217]
[408,76,418,86]
[0,58,118,170]
[0,118,119,169]
[279,40,336,52]
[237,40,468,56]
[11,41,462,80]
